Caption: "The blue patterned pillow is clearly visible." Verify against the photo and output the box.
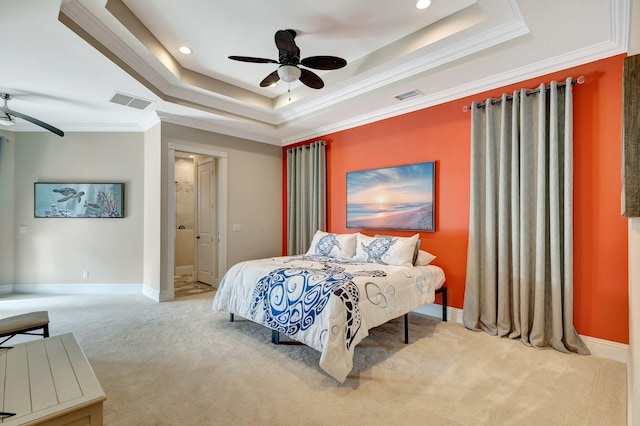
[306,231,358,259]
[353,233,419,266]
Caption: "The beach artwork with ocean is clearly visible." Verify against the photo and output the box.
[34,182,124,218]
[346,161,434,231]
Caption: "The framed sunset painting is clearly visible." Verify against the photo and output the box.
[346,161,435,231]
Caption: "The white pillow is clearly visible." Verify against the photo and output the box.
[306,231,357,259]
[415,250,436,266]
[376,234,420,265]
[353,233,419,266]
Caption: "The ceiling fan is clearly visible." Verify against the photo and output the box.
[0,93,64,137]
[229,29,347,90]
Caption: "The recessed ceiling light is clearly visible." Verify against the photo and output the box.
[416,0,431,9]
[179,46,192,55]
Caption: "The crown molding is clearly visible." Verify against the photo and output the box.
[60,1,173,94]
[278,22,530,126]
[274,1,530,125]
[612,0,631,50]
[282,44,628,145]
[60,0,277,126]
[57,0,630,147]
[59,0,529,131]
[156,112,281,146]
[282,0,630,145]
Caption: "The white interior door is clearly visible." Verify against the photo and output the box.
[196,160,217,285]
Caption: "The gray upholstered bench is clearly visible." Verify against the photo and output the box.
[0,311,49,348]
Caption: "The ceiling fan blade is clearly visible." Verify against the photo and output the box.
[260,70,280,87]
[229,56,278,64]
[0,106,64,137]
[299,69,324,89]
[275,30,299,58]
[301,56,347,70]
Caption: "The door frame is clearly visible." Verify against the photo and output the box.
[167,142,228,299]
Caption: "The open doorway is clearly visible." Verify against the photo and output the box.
[173,152,216,297]
[168,143,228,300]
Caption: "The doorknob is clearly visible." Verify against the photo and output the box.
[196,236,200,239]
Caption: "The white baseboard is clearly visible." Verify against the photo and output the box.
[413,303,628,364]
[175,265,193,276]
[142,285,175,302]
[7,283,172,303]
[159,290,175,302]
[142,285,160,302]
[413,303,464,324]
[581,334,628,364]
[12,283,142,295]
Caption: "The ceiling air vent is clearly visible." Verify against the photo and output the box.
[108,92,152,110]
[394,89,423,101]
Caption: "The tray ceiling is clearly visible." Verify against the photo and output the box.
[0,0,630,145]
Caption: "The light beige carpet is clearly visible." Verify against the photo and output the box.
[0,292,626,425]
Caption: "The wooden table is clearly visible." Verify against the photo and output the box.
[0,333,106,425]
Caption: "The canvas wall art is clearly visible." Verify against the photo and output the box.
[34,182,124,218]
[346,161,435,231]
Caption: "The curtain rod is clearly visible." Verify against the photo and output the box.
[462,75,585,112]
[287,141,326,151]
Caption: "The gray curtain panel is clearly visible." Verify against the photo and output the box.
[463,78,589,355]
[287,141,327,255]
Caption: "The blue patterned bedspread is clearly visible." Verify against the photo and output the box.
[212,255,445,382]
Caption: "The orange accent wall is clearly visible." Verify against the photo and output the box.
[284,54,629,344]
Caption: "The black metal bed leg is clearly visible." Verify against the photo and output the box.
[229,313,234,322]
[441,287,448,322]
[436,287,448,322]
[403,313,409,344]
[272,330,280,344]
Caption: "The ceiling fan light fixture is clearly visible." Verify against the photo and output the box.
[416,0,432,9]
[229,30,345,90]
[277,65,301,83]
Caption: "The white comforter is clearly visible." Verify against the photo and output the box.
[212,255,445,382]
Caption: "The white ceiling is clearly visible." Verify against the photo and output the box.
[1,0,631,145]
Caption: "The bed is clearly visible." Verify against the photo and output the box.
[211,231,446,382]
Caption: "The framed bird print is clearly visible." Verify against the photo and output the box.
[34,182,125,218]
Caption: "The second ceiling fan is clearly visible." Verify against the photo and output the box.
[229,29,347,89]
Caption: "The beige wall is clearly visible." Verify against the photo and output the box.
[0,122,281,299]
[12,131,144,285]
[0,130,15,288]
[161,123,282,270]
